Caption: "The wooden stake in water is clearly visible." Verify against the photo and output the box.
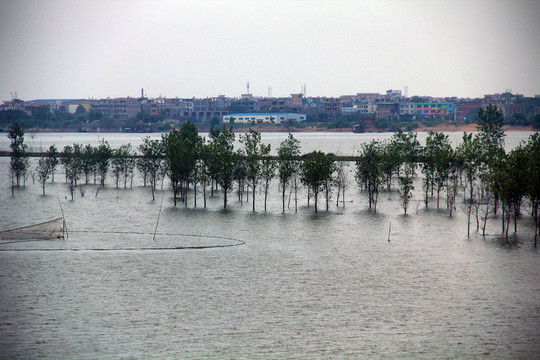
[57,193,68,240]
[153,190,165,242]
[388,222,391,242]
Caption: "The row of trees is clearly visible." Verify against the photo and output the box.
[7,106,540,244]
[0,107,172,132]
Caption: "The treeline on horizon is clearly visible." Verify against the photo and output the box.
[6,105,540,246]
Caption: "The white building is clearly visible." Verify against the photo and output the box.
[223,113,306,124]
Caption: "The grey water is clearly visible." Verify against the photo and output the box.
[1,132,539,359]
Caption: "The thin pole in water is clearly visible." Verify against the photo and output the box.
[153,190,165,242]
[388,222,391,242]
[57,193,68,240]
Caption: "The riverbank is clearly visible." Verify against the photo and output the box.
[4,123,536,134]
[232,123,536,133]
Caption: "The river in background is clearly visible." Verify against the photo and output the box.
[0,132,539,359]
[0,130,535,154]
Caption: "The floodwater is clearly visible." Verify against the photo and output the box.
[1,132,539,359]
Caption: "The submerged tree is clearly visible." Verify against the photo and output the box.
[356,140,385,213]
[260,143,275,212]
[163,122,202,207]
[8,123,29,193]
[334,161,349,207]
[47,145,59,183]
[476,104,505,153]
[36,155,52,195]
[95,141,112,188]
[208,126,237,209]
[241,130,264,211]
[397,162,415,215]
[425,132,454,209]
[278,133,301,213]
[301,151,335,214]
[138,136,165,201]
[523,133,540,246]
[234,149,247,205]
[81,144,95,184]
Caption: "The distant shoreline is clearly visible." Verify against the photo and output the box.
[4,124,536,134]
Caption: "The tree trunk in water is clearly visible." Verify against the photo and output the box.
[203,184,207,208]
[264,181,269,212]
[502,205,506,234]
[294,178,298,213]
[282,184,286,213]
[252,182,256,211]
[194,183,197,208]
[514,204,518,233]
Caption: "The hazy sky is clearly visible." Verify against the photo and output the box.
[1,0,539,100]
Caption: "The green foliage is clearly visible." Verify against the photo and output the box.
[138,136,165,200]
[111,144,134,188]
[422,132,454,208]
[95,141,113,187]
[208,126,237,209]
[210,117,220,128]
[397,164,415,215]
[162,122,202,206]
[374,118,390,129]
[464,107,481,124]
[355,140,385,212]
[46,145,59,183]
[8,123,29,189]
[240,130,266,211]
[36,156,52,195]
[476,104,505,152]
[260,143,276,211]
[75,105,87,115]
[0,110,31,127]
[301,151,335,213]
[278,133,301,212]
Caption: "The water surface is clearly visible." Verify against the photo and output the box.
[0,132,538,359]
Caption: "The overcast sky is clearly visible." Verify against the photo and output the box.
[1,0,539,100]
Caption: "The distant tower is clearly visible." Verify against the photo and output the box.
[404,86,408,98]
[246,82,250,95]
[141,88,144,98]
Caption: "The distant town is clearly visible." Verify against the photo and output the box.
[1,88,539,133]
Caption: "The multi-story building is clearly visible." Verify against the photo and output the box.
[399,102,416,116]
[375,103,400,120]
[386,89,402,102]
[91,97,142,119]
[291,93,304,110]
[324,98,341,112]
[223,112,306,124]
[165,98,193,119]
[413,102,454,118]
[192,96,229,120]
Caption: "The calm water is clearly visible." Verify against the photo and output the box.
[1,132,539,359]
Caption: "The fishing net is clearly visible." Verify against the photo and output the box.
[0,218,65,242]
